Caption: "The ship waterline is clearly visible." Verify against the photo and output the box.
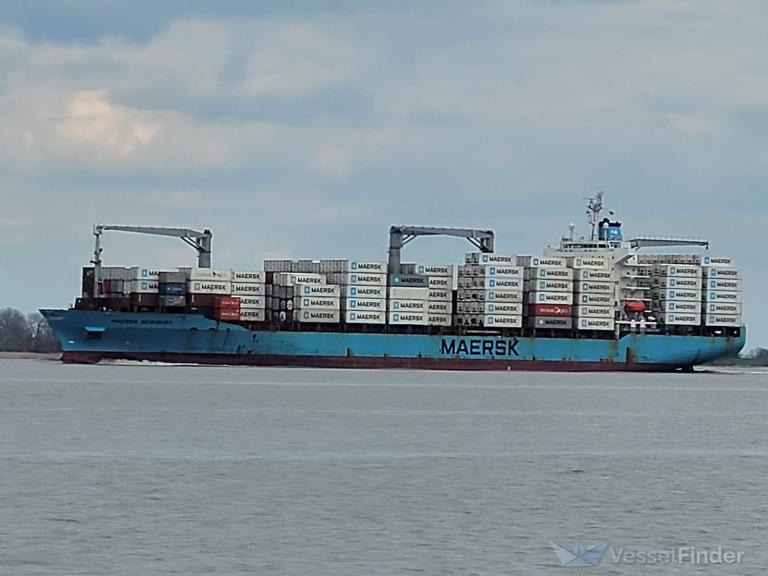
[42,309,745,372]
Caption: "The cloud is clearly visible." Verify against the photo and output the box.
[311,144,351,180]
[57,90,159,155]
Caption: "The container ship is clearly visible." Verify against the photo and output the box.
[42,194,746,371]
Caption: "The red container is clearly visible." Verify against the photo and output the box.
[214,295,241,310]
[188,294,215,307]
[130,293,159,307]
[214,309,240,321]
[529,304,572,317]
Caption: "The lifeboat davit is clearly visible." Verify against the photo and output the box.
[624,300,646,314]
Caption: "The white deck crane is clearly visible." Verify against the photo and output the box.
[91,225,212,298]
[388,225,495,275]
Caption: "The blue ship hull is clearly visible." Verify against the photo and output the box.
[40,309,746,371]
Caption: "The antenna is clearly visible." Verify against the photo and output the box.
[586,191,604,241]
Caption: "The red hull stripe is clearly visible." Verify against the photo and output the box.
[61,351,683,372]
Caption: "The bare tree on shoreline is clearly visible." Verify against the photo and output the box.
[0,308,61,352]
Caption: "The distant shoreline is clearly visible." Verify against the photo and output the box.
[0,352,61,360]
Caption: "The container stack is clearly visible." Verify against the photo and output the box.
[421,265,454,327]
[338,261,388,325]
[573,263,617,331]
[336,260,387,325]
[701,257,742,328]
[129,266,161,310]
[267,272,325,322]
[185,268,232,316]
[388,273,429,326]
[158,270,188,310]
[456,254,523,327]
[232,270,266,322]
[294,282,341,324]
[522,257,574,330]
[648,262,703,327]
[213,295,240,322]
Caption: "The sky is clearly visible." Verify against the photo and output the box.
[0,0,765,349]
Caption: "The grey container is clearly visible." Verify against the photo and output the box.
[528,317,573,329]
[159,270,189,283]
[389,274,428,287]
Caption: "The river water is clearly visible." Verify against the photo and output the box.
[1,359,766,575]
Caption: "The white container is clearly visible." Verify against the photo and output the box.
[388,287,429,300]
[187,280,231,294]
[477,265,524,278]
[427,276,454,290]
[576,269,614,282]
[474,289,524,302]
[473,277,524,290]
[427,301,453,314]
[130,266,161,281]
[526,267,574,280]
[465,253,518,265]
[704,314,741,327]
[297,284,341,298]
[345,298,387,311]
[705,302,742,315]
[576,317,615,331]
[706,278,742,291]
[389,299,427,312]
[184,267,233,281]
[345,272,387,286]
[295,309,341,323]
[659,301,701,313]
[651,288,702,301]
[700,256,735,267]
[482,302,523,315]
[574,281,614,294]
[427,289,453,301]
[526,279,573,293]
[294,296,340,310]
[240,308,266,322]
[344,285,386,299]
[652,264,702,278]
[239,296,266,308]
[344,310,386,324]
[703,290,741,302]
[703,266,741,278]
[573,305,615,319]
[519,256,567,268]
[426,313,452,326]
[345,261,387,274]
[231,282,265,296]
[657,312,701,326]
[231,270,265,283]
[528,291,574,305]
[388,311,428,326]
[480,314,523,328]
[653,277,702,290]
[568,255,611,269]
[577,293,614,306]
[130,280,159,294]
